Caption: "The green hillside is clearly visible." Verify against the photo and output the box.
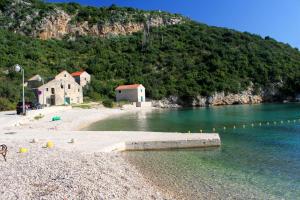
[1,0,300,110]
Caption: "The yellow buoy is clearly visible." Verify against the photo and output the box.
[19,147,28,153]
[46,141,54,148]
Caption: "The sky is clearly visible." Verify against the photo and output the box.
[48,0,300,48]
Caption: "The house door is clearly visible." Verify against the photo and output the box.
[141,96,144,102]
[50,95,55,105]
[65,97,71,105]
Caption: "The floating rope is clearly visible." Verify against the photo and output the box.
[197,117,300,133]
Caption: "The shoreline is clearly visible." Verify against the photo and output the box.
[0,105,220,199]
[0,105,178,199]
[0,105,156,131]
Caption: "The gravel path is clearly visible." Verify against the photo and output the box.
[0,142,173,200]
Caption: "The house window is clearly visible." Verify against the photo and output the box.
[119,90,121,93]
[64,74,66,77]
[46,88,48,92]
[61,84,63,89]
[78,88,80,92]
[68,84,71,89]
[51,88,55,94]
[141,89,143,92]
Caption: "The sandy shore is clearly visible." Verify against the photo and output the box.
[0,105,178,199]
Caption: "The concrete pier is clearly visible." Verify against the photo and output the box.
[104,133,220,152]
[0,131,220,153]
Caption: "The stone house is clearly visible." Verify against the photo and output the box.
[27,74,43,89]
[115,84,146,103]
[37,71,83,106]
[71,71,91,87]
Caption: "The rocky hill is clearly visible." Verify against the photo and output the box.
[1,0,300,110]
[0,0,184,39]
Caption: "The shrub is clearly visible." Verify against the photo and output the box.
[102,99,114,108]
[0,98,15,111]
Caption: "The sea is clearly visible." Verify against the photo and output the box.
[86,103,300,199]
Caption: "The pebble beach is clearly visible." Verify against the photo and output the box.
[0,106,174,200]
[0,141,173,200]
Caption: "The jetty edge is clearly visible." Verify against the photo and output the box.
[104,133,221,152]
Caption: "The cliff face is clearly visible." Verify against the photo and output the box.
[36,10,182,40]
[0,1,183,40]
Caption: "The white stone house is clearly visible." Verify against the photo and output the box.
[71,71,91,87]
[115,84,146,102]
[37,71,83,106]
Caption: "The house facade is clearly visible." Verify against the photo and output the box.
[115,84,146,102]
[71,71,91,87]
[37,71,83,106]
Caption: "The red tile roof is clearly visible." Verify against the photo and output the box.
[71,71,84,77]
[115,84,142,90]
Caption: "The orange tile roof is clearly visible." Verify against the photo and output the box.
[115,84,142,90]
[71,71,84,77]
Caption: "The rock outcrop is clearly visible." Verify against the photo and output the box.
[152,96,182,108]
[1,7,179,40]
[0,1,184,40]
[152,86,278,108]
[35,10,182,40]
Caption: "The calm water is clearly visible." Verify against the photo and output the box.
[87,104,300,199]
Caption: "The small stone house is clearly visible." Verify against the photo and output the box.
[115,84,146,102]
[37,71,83,106]
[71,71,91,87]
[27,74,43,89]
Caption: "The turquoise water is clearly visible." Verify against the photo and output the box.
[87,104,300,199]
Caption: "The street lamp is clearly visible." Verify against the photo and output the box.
[14,64,25,115]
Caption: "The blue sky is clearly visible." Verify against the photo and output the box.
[48,0,300,48]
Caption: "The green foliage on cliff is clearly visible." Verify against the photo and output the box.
[0,1,300,110]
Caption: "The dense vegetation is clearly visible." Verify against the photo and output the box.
[1,0,300,110]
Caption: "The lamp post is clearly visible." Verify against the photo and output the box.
[14,64,25,115]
